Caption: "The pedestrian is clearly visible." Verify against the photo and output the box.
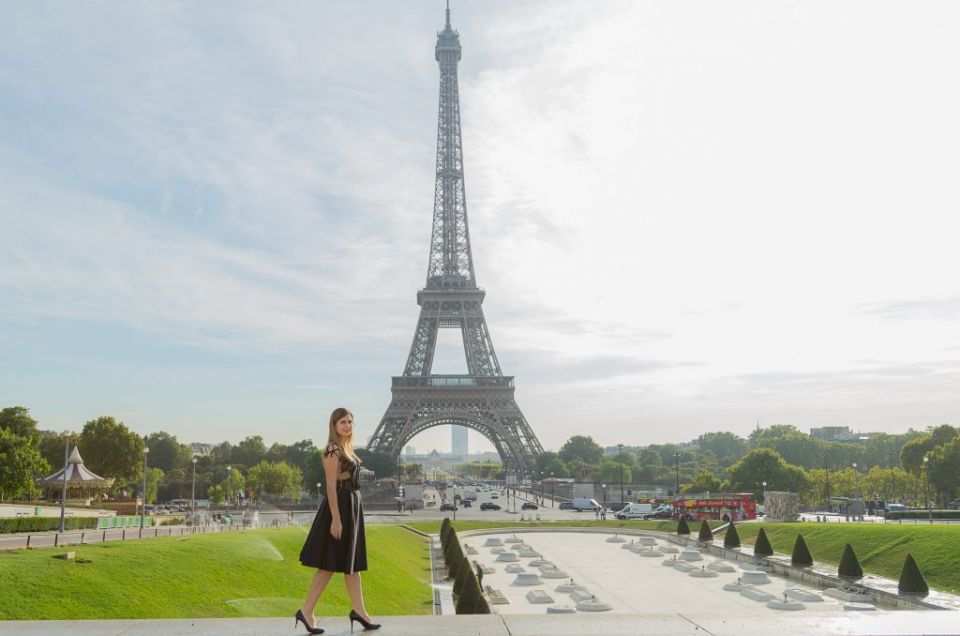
[475,561,484,589]
[297,408,381,634]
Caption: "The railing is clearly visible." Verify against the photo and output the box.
[392,375,514,388]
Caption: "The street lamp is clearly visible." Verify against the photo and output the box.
[191,457,198,515]
[762,480,767,505]
[852,462,861,520]
[617,444,625,505]
[550,472,555,507]
[823,451,831,513]
[58,439,69,534]
[140,445,150,534]
[923,455,932,523]
[601,483,607,513]
[674,451,681,496]
[226,465,232,514]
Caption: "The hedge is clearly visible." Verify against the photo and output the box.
[753,527,773,557]
[455,560,490,614]
[838,543,864,580]
[897,553,929,597]
[791,534,813,567]
[0,517,98,534]
[676,518,690,535]
[697,520,713,542]
[886,510,960,520]
[723,522,741,548]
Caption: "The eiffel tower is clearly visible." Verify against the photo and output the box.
[366,4,544,475]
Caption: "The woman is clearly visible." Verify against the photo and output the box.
[296,408,381,634]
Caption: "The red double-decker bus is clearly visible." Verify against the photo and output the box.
[673,493,757,521]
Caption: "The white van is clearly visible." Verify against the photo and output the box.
[572,497,601,511]
[614,503,653,519]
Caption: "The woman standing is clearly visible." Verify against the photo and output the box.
[296,408,381,634]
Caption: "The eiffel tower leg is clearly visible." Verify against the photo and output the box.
[402,312,438,376]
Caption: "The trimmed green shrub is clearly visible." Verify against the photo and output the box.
[791,534,813,566]
[445,532,464,579]
[453,556,470,595]
[677,518,690,535]
[897,553,929,597]
[723,522,741,548]
[838,543,864,579]
[753,527,773,557]
[0,517,97,534]
[698,520,713,542]
[886,510,960,521]
[455,564,490,614]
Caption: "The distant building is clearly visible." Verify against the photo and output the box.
[810,426,874,442]
[190,443,213,457]
[405,445,416,457]
[452,426,468,456]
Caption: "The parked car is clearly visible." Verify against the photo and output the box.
[558,502,575,510]
[490,492,499,499]
[439,503,457,512]
[480,502,501,511]
[521,502,538,510]
[461,499,472,508]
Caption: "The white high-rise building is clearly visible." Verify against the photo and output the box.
[452,426,468,457]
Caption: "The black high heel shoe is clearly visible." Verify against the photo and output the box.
[349,609,381,631]
[294,609,325,634]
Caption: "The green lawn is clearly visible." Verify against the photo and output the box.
[733,522,960,595]
[0,525,432,620]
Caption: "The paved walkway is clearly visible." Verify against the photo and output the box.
[1,612,959,635]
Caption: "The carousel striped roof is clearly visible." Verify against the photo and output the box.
[43,446,114,487]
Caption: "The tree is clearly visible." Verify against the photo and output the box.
[748,424,802,448]
[207,483,225,505]
[558,435,603,465]
[231,435,267,471]
[0,428,49,499]
[598,460,632,486]
[696,432,748,466]
[928,438,960,507]
[0,406,41,444]
[79,416,145,486]
[355,449,396,481]
[247,461,304,500]
[726,448,808,501]
[145,467,164,505]
[682,470,723,494]
[145,431,192,473]
[38,430,82,472]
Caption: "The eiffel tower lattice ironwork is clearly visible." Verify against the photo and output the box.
[366,4,544,475]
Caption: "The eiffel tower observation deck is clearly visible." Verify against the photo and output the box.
[366,3,544,475]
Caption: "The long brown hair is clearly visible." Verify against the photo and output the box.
[327,407,357,461]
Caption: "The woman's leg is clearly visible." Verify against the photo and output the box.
[302,569,335,624]
[344,572,373,621]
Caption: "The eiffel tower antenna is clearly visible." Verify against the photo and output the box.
[367,5,544,475]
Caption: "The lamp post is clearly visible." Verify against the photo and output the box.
[823,451,831,513]
[550,472,555,507]
[674,451,681,496]
[58,439,69,534]
[140,445,150,535]
[852,462,860,521]
[923,455,932,523]
[191,457,198,515]
[226,465,232,514]
[617,444,625,505]
[601,483,607,513]
[316,481,322,502]
[762,480,767,507]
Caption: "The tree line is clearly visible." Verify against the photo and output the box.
[3,404,958,508]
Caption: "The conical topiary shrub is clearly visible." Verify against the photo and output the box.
[723,521,741,548]
[838,543,863,580]
[453,556,471,595]
[677,517,691,535]
[441,518,451,543]
[698,520,713,542]
[455,565,490,614]
[753,527,773,557]
[791,534,813,566]
[897,553,929,597]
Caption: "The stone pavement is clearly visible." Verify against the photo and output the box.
[1,613,959,636]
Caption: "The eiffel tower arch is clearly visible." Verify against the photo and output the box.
[367,4,544,475]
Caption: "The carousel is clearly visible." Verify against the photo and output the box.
[41,446,114,504]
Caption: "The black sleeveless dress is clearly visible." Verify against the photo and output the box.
[299,443,367,573]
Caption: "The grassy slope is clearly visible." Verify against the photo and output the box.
[0,525,432,620]
[731,523,960,595]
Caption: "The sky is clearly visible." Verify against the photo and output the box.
[2,1,959,455]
